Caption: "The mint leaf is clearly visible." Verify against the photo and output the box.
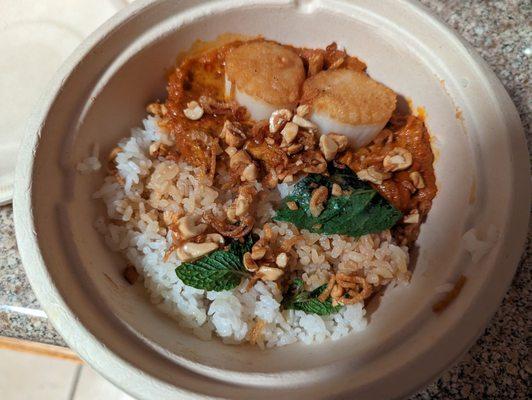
[176,250,249,291]
[228,234,257,259]
[274,163,402,237]
[282,281,342,316]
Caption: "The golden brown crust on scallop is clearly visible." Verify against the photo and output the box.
[225,41,306,107]
[301,69,397,125]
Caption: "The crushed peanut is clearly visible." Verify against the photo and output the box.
[292,115,317,130]
[241,163,258,182]
[327,133,348,152]
[356,166,391,185]
[319,134,339,161]
[220,120,246,148]
[331,183,343,197]
[383,147,413,172]
[296,104,310,117]
[183,101,204,120]
[309,185,329,217]
[243,252,259,272]
[281,122,299,144]
[403,210,420,224]
[258,265,284,281]
[251,244,267,260]
[286,201,299,210]
[269,109,292,133]
[177,242,218,262]
[409,171,425,189]
[275,252,288,268]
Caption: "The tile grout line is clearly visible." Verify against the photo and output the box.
[67,364,83,400]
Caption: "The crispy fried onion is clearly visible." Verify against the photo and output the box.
[333,273,373,304]
[203,211,254,239]
[198,95,247,120]
[248,319,266,345]
[170,127,218,184]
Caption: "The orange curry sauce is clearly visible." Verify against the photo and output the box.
[161,38,437,245]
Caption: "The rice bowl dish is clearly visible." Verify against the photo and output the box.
[82,37,437,347]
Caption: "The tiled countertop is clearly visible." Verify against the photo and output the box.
[0,0,530,398]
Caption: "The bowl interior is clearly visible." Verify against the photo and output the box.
[22,0,525,398]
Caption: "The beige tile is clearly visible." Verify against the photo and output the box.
[0,347,79,400]
[73,366,134,400]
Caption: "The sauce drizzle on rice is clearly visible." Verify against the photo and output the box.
[92,36,437,347]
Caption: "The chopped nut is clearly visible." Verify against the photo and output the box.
[258,265,284,281]
[225,146,238,157]
[123,265,139,285]
[243,252,259,272]
[283,174,294,183]
[265,137,275,145]
[286,201,298,210]
[177,215,207,239]
[226,204,238,223]
[296,104,310,117]
[251,245,267,260]
[234,185,256,217]
[235,197,249,217]
[410,171,426,189]
[177,242,218,261]
[269,109,293,133]
[220,120,246,148]
[292,115,317,130]
[229,150,251,170]
[302,150,327,173]
[319,135,339,161]
[327,133,348,152]
[281,122,299,144]
[356,166,391,185]
[331,183,342,196]
[241,163,258,182]
[205,233,225,245]
[183,101,204,120]
[309,185,328,217]
[284,143,304,155]
[403,210,420,224]
[383,147,413,172]
[275,252,288,268]
[262,170,278,189]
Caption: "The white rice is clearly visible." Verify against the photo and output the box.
[77,143,101,174]
[90,116,410,347]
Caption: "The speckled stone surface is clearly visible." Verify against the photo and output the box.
[0,0,529,398]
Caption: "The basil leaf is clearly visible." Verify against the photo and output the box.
[274,163,402,237]
[282,282,342,316]
[176,250,249,291]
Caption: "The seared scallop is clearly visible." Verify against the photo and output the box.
[225,41,305,121]
[301,69,396,148]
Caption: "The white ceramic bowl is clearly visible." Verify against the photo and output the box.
[14,1,529,399]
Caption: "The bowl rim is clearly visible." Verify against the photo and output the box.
[13,0,530,399]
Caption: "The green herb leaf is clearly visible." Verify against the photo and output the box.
[274,163,402,237]
[176,234,258,291]
[282,281,342,316]
[176,250,249,291]
[228,234,258,259]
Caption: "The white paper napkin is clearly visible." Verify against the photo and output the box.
[0,0,129,205]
